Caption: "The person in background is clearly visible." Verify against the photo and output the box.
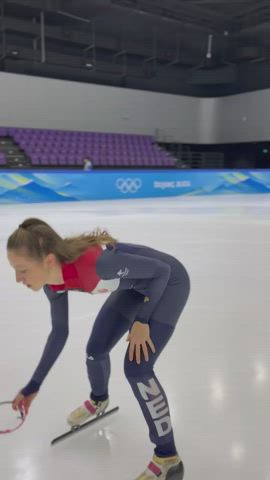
[7,218,190,480]
[83,157,93,170]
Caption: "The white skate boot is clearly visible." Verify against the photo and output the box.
[135,454,184,480]
[67,398,109,428]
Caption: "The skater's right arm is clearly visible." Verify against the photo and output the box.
[18,286,69,398]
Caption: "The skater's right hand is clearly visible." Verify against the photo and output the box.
[12,392,38,416]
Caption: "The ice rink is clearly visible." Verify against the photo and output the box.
[0,194,270,480]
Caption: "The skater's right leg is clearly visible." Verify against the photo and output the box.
[86,311,133,401]
[67,291,144,427]
[67,397,110,427]
[67,308,130,427]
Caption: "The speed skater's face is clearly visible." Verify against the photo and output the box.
[7,249,60,291]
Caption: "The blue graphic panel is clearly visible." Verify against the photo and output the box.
[0,169,269,204]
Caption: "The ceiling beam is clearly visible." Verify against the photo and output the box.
[3,15,202,65]
[236,0,270,17]
[184,0,253,4]
[140,0,230,19]
[110,0,236,32]
[5,0,61,11]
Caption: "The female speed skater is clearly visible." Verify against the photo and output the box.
[7,217,190,480]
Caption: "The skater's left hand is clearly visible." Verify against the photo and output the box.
[127,321,156,364]
[12,392,38,416]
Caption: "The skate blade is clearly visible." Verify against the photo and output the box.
[51,406,119,446]
[70,409,105,430]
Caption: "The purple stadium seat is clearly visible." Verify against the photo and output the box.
[1,126,175,168]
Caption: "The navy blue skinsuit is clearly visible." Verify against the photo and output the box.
[21,243,190,457]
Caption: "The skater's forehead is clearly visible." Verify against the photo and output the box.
[7,249,36,267]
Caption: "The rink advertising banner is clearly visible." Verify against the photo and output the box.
[0,169,269,204]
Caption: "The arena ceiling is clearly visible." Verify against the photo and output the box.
[1,0,270,96]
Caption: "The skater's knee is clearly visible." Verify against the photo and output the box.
[86,340,109,358]
[86,350,109,363]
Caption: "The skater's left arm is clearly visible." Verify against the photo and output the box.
[20,286,69,396]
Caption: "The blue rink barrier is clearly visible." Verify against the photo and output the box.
[0,169,269,204]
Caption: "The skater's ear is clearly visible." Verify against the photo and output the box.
[44,253,58,269]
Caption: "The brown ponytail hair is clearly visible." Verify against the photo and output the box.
[7,218,117,262]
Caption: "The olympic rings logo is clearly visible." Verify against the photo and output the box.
[115,177,142,194]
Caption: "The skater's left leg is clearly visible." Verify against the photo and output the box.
[124,321,177,457]
[124,276,190,458]
[124,321,185,479]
